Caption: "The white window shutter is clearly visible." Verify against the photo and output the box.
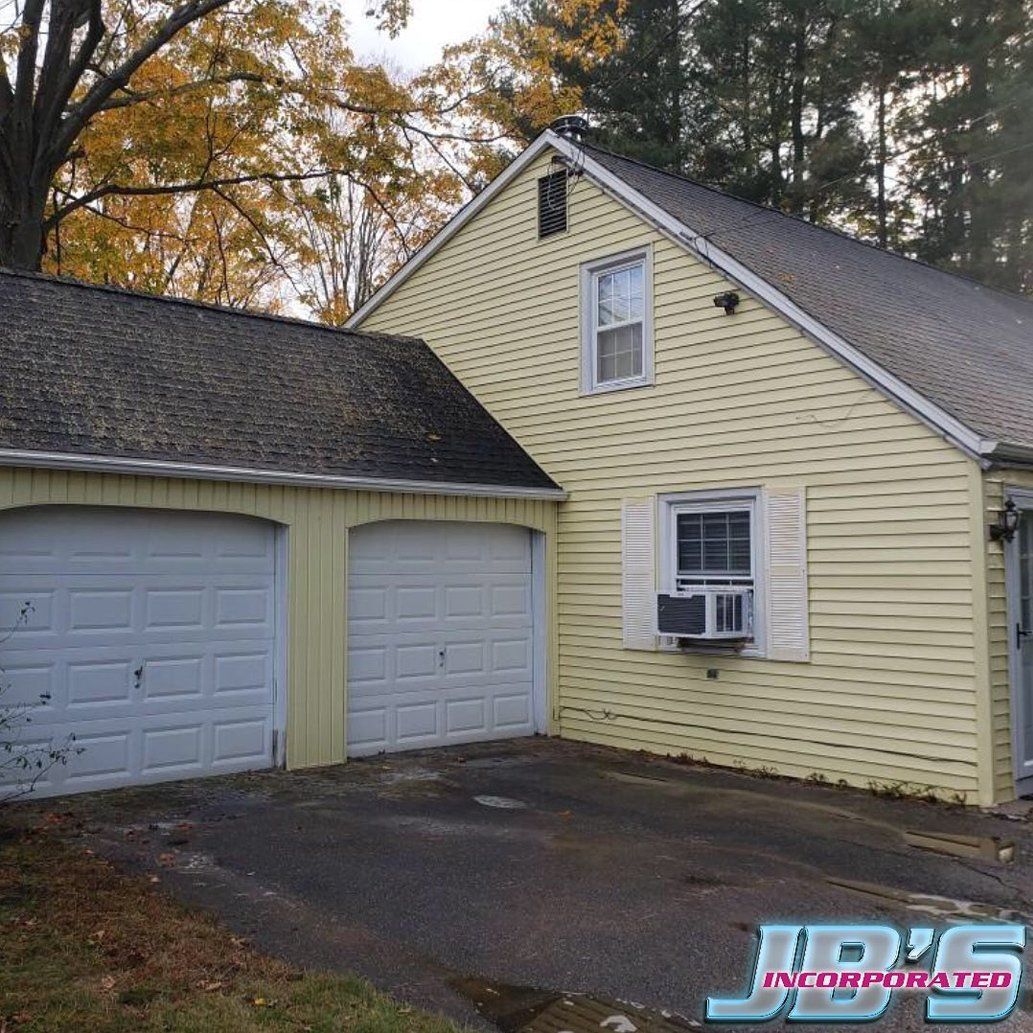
[765,486,810,662]
[621,496,658,651]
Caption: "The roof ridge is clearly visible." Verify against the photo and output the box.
[0,266,426,344]
[578,141,1033,310]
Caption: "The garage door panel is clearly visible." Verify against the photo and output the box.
[348,573,531,633]
[9,707,275,794]
[494,692,532,729]
[0,587,57,638]
[2,509,276,576]
[211,714,272,766]
[1,659,56,710]
[7,642,274,715]
[492,636,532,674]
[142,655,205,700]
[1,576,275,644]
[348,521,537,757]
[0,508,278,798]
[142,723,205,775]
[347,707,389,752]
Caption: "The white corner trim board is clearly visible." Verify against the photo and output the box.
[0,449,569,501]
[348,129,1006,467]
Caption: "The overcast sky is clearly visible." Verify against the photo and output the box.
[344,0,504,70]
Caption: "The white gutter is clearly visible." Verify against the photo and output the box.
[983,441,1033,468]
[0,449,568,501]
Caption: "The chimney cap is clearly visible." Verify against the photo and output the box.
[549,115,589,142]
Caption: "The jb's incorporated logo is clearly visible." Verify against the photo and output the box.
[705,923,1026,1023]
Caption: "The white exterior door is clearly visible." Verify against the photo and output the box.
[347,521,537,756]
[0,507,279,798]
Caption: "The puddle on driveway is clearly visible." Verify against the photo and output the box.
[474,795,528,810]
[827,877,1033,925]
[451,977,700,1033]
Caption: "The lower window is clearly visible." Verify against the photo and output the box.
[661,491,762,647]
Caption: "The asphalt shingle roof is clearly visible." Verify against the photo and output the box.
[582,143,1033,451]
[0,269,559,491]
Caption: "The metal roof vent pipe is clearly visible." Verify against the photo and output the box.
[550,115,589,142]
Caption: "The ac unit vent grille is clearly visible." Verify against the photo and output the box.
[538,171,568,238]
[657,588,752,641]
[657,594,706,636]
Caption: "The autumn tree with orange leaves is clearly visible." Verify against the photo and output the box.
[0,0,621,316]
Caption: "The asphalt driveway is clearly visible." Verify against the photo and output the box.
[41,738,1033,1030]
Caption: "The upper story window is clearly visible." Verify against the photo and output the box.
[538,171,568,238]
[581,248,654,394]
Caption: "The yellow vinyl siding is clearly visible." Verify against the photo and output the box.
[0,467,556,770]
[361,151,991,802]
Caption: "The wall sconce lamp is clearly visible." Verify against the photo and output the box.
[990,499,1020,543]
[713,291,741,315]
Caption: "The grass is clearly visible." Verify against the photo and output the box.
[0,819,464,1033]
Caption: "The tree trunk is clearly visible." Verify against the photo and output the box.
[0,168,50,270]
[965,5,992,279]
[876,79,888,248]
[668,0,683,170]
[788,16,807,215]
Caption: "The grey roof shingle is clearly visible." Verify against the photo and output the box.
[0,269,559,491]
[582,143,1033,451]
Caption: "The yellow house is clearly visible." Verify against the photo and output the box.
[351,122,1033,807]
[0,270,563,797]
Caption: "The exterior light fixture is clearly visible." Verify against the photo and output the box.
[713,291,741,315]
[990,499,1020,543]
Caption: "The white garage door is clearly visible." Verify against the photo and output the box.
[347,521,538,756]
[0,507,279,798]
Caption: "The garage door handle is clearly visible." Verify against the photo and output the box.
[438,648,445,667]
[134,664,145,689]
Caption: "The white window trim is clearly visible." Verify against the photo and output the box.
[580,245,654,395]
[658,488,767,657]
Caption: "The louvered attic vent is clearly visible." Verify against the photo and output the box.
[538,171,568,238]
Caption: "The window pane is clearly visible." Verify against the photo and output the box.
[596,324,643,383]
[613,269,630,322]
[728,510,751,573]
[728,535,751,572]
[677,508,752,576]
[595,322,640,384]
[596,262,645,328]
[597,275,616,325]
[629,263,644,319]
[677,513,703,572]
[702,537,728,572]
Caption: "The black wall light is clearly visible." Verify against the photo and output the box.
[990,499,1021,542]
[713,291,740,315]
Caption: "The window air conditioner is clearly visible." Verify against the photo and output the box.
[657,587,753,641]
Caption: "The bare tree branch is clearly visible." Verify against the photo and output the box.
[46,166,346,228]
[96,70,266,111]
[54,0,235,160]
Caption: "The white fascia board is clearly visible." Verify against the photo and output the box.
[347,132,562,328]
[0,449,568,501]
